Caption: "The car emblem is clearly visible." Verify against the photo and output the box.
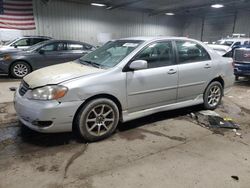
[243,53,250,58]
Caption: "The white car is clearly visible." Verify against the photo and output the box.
[216,38,250,49]
[0,36,52,52]
[207,44,229,56]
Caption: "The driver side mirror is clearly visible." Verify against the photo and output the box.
[129,60,148,71]
[14,44,18,48]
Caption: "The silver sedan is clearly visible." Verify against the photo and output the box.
[14,37,234,141]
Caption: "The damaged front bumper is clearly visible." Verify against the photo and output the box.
[14,88,83,133]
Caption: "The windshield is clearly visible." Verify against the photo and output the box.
[216,40,234,46]
[25,41,50,52]
[79,40,143,68]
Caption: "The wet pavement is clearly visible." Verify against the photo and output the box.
[0,78,250,188]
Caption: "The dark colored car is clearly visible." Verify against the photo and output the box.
[233,46,250,80]
[0,40,96,78]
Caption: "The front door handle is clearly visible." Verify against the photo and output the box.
[168,69,177,75]
[204,64,211,69]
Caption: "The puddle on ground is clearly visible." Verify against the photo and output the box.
[118,128,186,142]
[0,124,80,159]
[118,129,146,141]
[139,129,186,142]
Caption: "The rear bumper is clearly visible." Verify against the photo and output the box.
[234,63,250,77]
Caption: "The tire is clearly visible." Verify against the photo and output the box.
[75,98,119,142]
[203,81,223,110]
[10,61,31,78]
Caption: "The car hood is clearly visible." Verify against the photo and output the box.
[208,44,230,51]
[23,61,105,88]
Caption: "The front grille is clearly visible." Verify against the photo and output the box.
[234,48,250,63]
[19,81,29,96]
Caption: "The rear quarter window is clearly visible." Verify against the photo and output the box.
[67,43,84,50]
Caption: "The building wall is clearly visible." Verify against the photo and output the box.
[19,0,184,45]
[183,10,250,43]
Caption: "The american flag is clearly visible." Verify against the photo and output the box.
[0,0,36,30]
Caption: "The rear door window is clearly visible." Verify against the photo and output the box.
[176,40,211,64]
[41,42,67,52]
[30,38,48,45]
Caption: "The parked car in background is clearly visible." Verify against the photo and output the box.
[0,36,52,52]
[0,40,96,78]
[206,43,250,81]
[215,37,250,50]
[208,44,229,56]
[14,37,234,141]
[233,46,250,80]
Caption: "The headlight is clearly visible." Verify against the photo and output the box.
[0,54,12,61]
[26,85,68,100]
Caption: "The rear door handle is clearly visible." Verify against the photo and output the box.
[168,69,177,74]
[204,64,211,69]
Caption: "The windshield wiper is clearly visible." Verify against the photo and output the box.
[80,60,102,68]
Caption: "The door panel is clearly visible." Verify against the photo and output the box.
[127,66,178,112]
[65,43,87,61]
[177,60,214,101]
[175,40,214,102]
[126,41,178,112]
[32,42,67,69]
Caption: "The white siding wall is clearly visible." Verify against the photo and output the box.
[21,0,183,45]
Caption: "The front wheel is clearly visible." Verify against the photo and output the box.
[75,98,119,142]
[10,61,31,78]
[203,81,223,110]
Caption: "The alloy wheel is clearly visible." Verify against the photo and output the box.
[13,64,28,77]
[85,104,115,136]
[207,85,222,107]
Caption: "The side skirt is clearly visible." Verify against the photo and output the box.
[122,95,204,122]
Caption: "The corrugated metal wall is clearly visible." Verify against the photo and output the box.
[21,0,183,45]
[183,17,202,39]
[202,15,235,42]
[183,10,250,42]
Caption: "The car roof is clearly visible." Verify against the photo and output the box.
[120,36,188,41]
[207,44,229,50]
[21,36,52,39]
[219,38,250,42]
[40,39,93,46]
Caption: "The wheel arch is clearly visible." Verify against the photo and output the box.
[72,93,123,130]
[204,76,225,96]
[9,59,33,73]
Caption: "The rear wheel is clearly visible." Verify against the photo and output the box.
[75,98,119,142]
[203,81,223,110]
[10,61,31,78]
